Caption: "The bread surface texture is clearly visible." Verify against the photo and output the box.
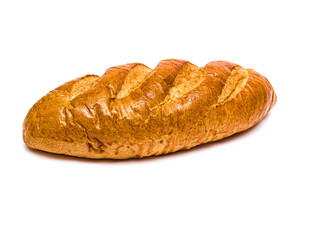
[23,59,276,159]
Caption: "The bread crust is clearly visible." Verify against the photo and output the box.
[23,59,277,159]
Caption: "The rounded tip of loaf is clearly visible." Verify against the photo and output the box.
[23,59,276,159]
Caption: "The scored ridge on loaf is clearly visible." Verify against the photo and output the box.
[23,59,277,159]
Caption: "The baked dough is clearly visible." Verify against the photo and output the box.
[23,59,277,159]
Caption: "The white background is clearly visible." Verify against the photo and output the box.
[0,0,309,239]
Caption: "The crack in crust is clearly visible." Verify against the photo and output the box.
[23,59,277,159]
[217,66,249,104]
[65,60,249,112]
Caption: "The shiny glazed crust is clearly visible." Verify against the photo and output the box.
[23,59,277,159]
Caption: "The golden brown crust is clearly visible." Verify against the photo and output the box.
[23,59,277,159]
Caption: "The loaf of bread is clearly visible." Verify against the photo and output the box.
[23,59,276,159]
